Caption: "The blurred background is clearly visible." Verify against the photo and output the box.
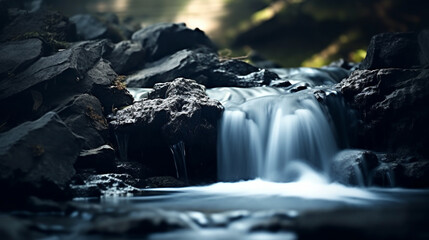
[45,0,429,67]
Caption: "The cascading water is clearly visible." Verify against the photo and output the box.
[207,67,352,183]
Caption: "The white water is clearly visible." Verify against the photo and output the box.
[207,87,341,182]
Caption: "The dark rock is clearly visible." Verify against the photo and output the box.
[107,40,145,74]
[290,83,309,93]
[110,78,224,183]
[70,14,123,43]
[0,40,107,101]
[83,59,133,113]
[0,112,81,201]
[0,40,111,132]
[0,9,76,44]
[126,48,279,88]
[0,215,32,240]
[0,38,46,78]
[55,94,109,150]
[76,145,116,173]
[330,150,379,186]
[360,32,428,70]
[337,69,429,158]
[131,22,216,61]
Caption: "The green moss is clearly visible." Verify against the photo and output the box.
[12,31,70,50]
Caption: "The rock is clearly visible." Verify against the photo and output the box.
[115,161,156,180]
[337,69,429,158]
[107,40,145,74]
[110,78,224,183]
[55,94,109,150]
[0,38,45,78]
[0,112,81,201]
[126,48,279,88]
[0,40,108,101]
[76,145,116,173]
[360,32,428,70]
[0,9,76,44]
[83,59,133,113]
[330,150,379,186]
[0,215,32,240]
[70,14,123,43]
[0,40,111,132]
[131,22,216,61]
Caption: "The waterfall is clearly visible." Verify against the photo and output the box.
[209,88,341,182]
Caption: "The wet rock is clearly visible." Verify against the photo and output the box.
[0,112,81,201]
[330,150,379,186]
[70,14,123,43]
[55,94,109,150]
[76,145,116,173]
[126,48,279,88]
[83,59,133,113]
[360,32,428,70]
[70,173,142,197]
[0,9,76,44]
[107,40,145,74]
[0,38,46,78]
[337,69,429,158]
[131,22,216,61]
[111,78,224,183]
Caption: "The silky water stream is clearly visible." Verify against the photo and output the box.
[22,67,429,240]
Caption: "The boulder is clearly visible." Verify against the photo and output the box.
[107,40,145,74]
[110,78,224,183]
[70,14,123,43]
[337,69,429,158]
[360,32,428,70]
[131,22,216,61]
[0,9,76,44]
[55,94,109,150]
[0,38,46,78]
[0,112,81,201]
[126,48,279,88]
[330,150,379,186]
[76,145,116,173]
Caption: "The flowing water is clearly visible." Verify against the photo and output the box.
[10,67,429,239]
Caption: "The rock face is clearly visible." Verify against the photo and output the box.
[126,48,279,88]
[0,112,81,201]
[338,69,429,158]
[131,22,216,61]
[111,78,224,183]
[0,38,46,78]
[107,40,145,74]
[360,32,429,70]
